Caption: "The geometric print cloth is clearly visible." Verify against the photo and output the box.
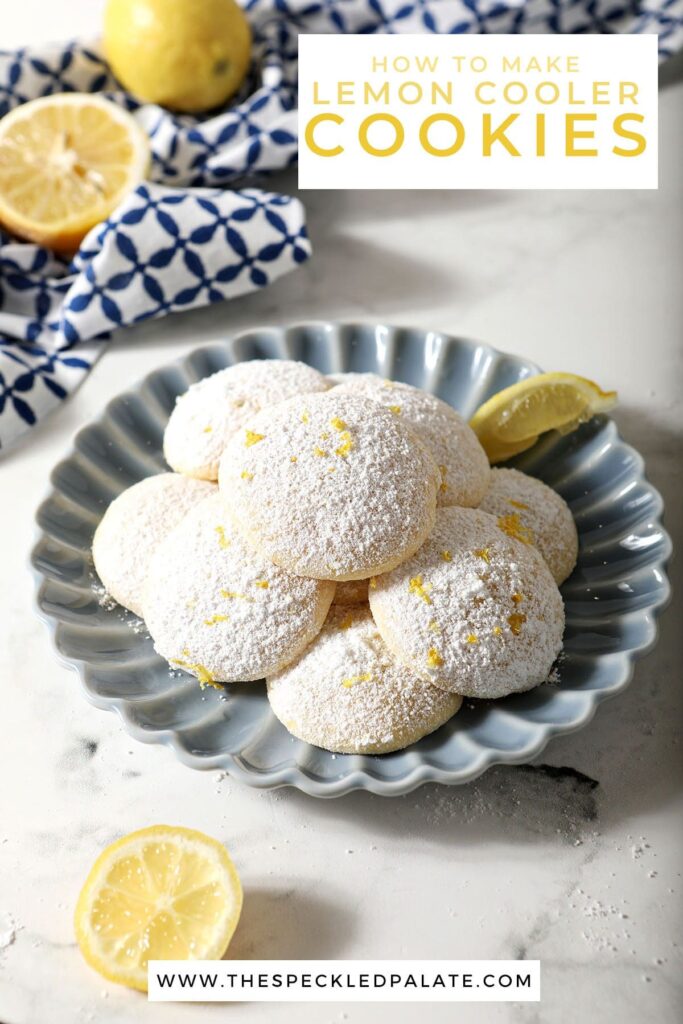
[1,0,681,452]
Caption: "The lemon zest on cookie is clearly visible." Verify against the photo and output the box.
[492,625,503,636]
[474,547,491,564]
[241,470,253,481]
[441,550,452,562]
[426,647,443,668]
[409,575,432,604]
[508,612,527,635]
[313,446,327,457]
[253,580,269,589]
[511,592,524,604]
[202,425,213,433]
[301,411,309,424]
[508,498,530,511]
[330,417,347,431]
[215,526,230,549]
[245,430,265,447]
[204,614,229,626]
[220,589,254,602]
[438,464,448,493]
[497,513,534,545]
[290,455,298,463]
[466,633,479,645]
[428,619,441,634]
[170,656,221,689]
[335,430,354,458]
[342,672,372,688]
[388,405,402,415]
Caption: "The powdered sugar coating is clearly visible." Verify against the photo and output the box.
[218,392,441,580]
[331,374,490,507]
[369,507,564,699]
[267,606,462,754]
[333,580,369,606]
[164,360,329,480]
[143,494,335,684]
[479,468,578,584]
[92,473,215,616]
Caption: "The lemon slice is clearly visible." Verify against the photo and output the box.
[470,372,617,464]
[0,93,150,254]
[74,825,242,992]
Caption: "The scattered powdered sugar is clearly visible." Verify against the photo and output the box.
[92,582,117,612]
[332,374,490,508]
[479,467,578,585]
[92,473,215,616]
[267,606,461,754]
[369,507,565,699]
[144,493,334,683]
[164,359,329,480]
[218,392,441,580]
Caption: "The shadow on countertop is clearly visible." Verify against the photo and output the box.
[226,886,355,960]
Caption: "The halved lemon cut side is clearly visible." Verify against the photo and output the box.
[470,372,617,464]
[0,93,150,254]
[74,825,242,992]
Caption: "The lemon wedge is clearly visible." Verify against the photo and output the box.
[0,93,150,254]
[74,825,242,992]
[470,372,617,464]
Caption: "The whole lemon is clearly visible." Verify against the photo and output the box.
[103,0,252,113]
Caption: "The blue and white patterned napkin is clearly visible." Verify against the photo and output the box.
[1,0,681,452]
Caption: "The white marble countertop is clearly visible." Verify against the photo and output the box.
[1,5,682,1023]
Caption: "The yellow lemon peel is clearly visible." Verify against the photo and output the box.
[342,672,372,689]
[408,575,432,604]
[245,430,265,447]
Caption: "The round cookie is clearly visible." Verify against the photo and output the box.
[331,374,490,507]
[164,359,329,480]
[369,507,564,700]
[92,473,215,616]
[218,391,441,581]
[267,606,462,754]
[143,493,335,684]
[478,467,578,585]
[333,579,369,607]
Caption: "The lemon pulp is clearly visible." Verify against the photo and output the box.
[0,93,149,254]
[74,825,242,991]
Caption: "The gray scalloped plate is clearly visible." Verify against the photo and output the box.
[32,323,672,796]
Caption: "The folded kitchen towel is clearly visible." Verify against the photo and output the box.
[1,0,681,452]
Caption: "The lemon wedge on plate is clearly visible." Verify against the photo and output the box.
[0,93,150,255]
[74,825,242,992]
[470,372,617,464]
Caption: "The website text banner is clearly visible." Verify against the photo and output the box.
[148,959,541,1002]
[298,34,658,190]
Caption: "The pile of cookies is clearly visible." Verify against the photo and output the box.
[93,359,576,755]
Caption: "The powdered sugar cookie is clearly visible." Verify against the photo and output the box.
[369,507,564,699]
[267,606,462,754]
[92,473,215,616]
[333,579,369,606]
[331,375,490,507]
[218,392,440,581]
[479,468,578,585]
[143,494,335,685]
[164,359,329,480]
